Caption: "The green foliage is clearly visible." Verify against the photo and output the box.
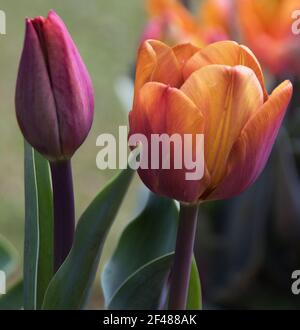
[42,168,134,310]
[102,195,202,310]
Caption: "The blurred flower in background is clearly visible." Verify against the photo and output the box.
[142,0,300,82]
[198,0,235,43]
[141,0,236,47]
[141,0,203,46]
[238,0,300,78]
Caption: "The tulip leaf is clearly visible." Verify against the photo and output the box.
[42,168,134,310]
[0,234,18,276]
[24,143,54,309]
[0,280,23,310]
[24,142,39,310]
[106,253,201,310]
[34,151,53,309]
[102,194,202,310]
[101,194,178,308]
[108,253,174,310]
[187,257,202,310]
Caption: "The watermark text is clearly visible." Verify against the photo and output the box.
[96,126,204,181]
[0,10,6,35]
[0,271,6,295]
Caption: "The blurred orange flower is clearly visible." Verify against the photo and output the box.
[142,0,204,46]
[238,0,300,77]
[142,0,237,47]
[129,40,292,204]
[198,0,235,43]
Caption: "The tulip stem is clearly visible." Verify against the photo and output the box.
[50,160,75,272]
[168,203,199,310]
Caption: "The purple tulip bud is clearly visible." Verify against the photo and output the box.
[15,10,94,161]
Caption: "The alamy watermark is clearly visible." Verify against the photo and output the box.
[0,270,6,295]
[0,10,6,35]
[292,10,300,35]
[291,270,300,295]
[96,126,205,181]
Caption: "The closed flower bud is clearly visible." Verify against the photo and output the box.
[15,10,94,161]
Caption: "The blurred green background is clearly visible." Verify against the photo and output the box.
[0,0,148,307]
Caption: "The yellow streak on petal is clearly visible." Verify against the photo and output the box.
[207,80,293,201]
[181,64,264,188]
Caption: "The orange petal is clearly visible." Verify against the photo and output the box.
[129,82,210,203]
[208,80,293,201]
[134,82,204,136]
[181,64,264,188]
[134,40,182,97]
[183,40,268,101]
[172,43,201,71]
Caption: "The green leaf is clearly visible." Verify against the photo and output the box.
[34,152,53,309]
[102,194,203,310]
[0,281,23,310]
[24,143,54,309]
[42,168,134,310]
[106,252,202,310]
[24,142,39,310]
[101,194,178,308]
[187,258,202,310]
[108,253,174,310]
[0,234,18,276]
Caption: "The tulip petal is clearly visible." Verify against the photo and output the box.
[134,40,182,95]
[208,80,293,201]
[41,11,94,158]
[15,20,61,160]
[181,64,264,188]
[172,43,200,71]
[130,82,210,203]
[183,40,268,101]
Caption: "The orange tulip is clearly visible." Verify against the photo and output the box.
[142,0,203,46]
[198,0,235,43]
[129,40,292,204]
[238,0,300,76]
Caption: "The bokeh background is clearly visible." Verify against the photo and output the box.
[1,0,300,309]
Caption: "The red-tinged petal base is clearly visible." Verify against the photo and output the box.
[130,82,210,203]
